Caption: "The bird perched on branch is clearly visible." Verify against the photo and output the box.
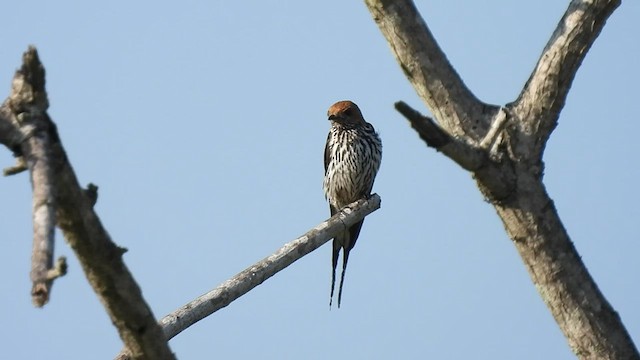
[323,100,382,308]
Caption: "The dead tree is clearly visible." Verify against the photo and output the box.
[364,0,638,359]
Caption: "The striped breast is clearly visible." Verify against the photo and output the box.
[323,122,382,209]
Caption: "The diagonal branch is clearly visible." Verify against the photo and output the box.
[512,0,621,159]
[365,0,491,139]
[0,47,175,360]
[394,101,485,171]
[115,195,382,360]
[395,101,516,201]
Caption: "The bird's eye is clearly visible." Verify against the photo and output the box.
[344,109,353,117]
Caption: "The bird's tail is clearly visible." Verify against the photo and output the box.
[337,247,351,308]
[329,238,341,309]
[329,219,365,309]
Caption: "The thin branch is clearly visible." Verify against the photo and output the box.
[365,0,490,139]
[27,121,57,307]
[0,47,175,360]
[512,0,621,158]
[46,256,67,281]
[114,194,381,360]
[2,47,60,307]
[170,194,379,337]
[479,107,509,151]
[394,101,485,171]
[3,155,27,175]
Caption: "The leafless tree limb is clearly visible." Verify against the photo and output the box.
[3,155,27,175]
[0,47,175,360]
[394,100,514,201]
[394,101,485,171]
[512,0,621,159]
[479,107,509,152]
[115,194,381,360]
[366,0,637,359]
[0,48,61,306]
[365,0,497,139]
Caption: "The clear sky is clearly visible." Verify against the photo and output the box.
[1,1,638,359]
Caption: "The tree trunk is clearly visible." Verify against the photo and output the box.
[365,0,638,358]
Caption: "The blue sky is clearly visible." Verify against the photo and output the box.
[1,1,638,359]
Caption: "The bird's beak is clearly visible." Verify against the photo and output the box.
[328,114,337,121]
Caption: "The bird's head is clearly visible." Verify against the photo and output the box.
[327,101,365,126]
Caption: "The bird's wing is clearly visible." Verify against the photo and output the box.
[346,219,364,252]
[324,132,331,174]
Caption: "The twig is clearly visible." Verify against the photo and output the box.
[46,257,68,280]
[83,183,99,207]
[479,107,509,151]
[3,155,27,175]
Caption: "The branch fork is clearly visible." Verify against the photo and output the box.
[395,101,511,173]
[367,0,636,358]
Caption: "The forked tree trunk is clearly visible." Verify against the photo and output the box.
[365,0,638,359]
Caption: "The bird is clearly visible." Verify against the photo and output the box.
[323,100,382,308]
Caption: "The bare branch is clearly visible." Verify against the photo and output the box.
[394,101,515,201]
[115,195,382,360]
[0,47,175,360]
[25,118,57,306]
[512,0,621,158]
[365,0,492,139]
[394,101,485,171]
[83,183,99,207]
[3,155,27,175]
[1,46,60,307]
[165,195,380,338]
[479,107,509,151]
[45,256,67,281]
[28,121,57,307]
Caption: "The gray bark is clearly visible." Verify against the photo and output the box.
[365,0,638,359]
[0,47,175,360]
[115,194,381,360]
[0,49,65,306]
